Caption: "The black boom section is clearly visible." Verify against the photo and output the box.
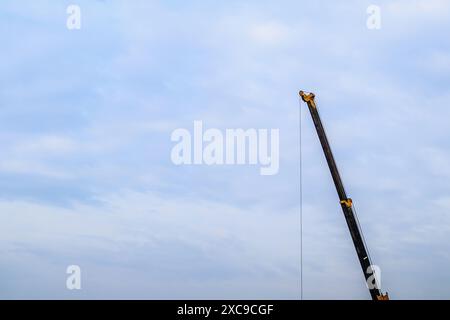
[299,91,387,300]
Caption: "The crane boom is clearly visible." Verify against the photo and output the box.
[299,91,388,300]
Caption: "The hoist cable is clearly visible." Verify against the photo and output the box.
[298,96,304,300]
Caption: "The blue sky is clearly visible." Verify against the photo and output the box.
[0,0,450,299]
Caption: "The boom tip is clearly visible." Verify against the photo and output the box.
[299,90,315,103]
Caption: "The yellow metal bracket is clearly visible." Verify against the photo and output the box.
[340,198,353,208]
[376,293,389,300]
[299,91,316,108]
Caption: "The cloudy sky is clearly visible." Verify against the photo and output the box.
[0,0,450,299]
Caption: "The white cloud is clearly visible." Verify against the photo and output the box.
[0,160,70,178]
[0,190,303,298]
[247,21,291,46]
[387,0,450,18]
[422,51,450,74]
[13,135,77,154]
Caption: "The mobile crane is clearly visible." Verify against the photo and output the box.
[299,91,389,300]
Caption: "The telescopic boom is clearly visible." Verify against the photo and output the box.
[300,91,388,300]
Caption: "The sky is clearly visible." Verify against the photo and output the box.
[0,0,450,299]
